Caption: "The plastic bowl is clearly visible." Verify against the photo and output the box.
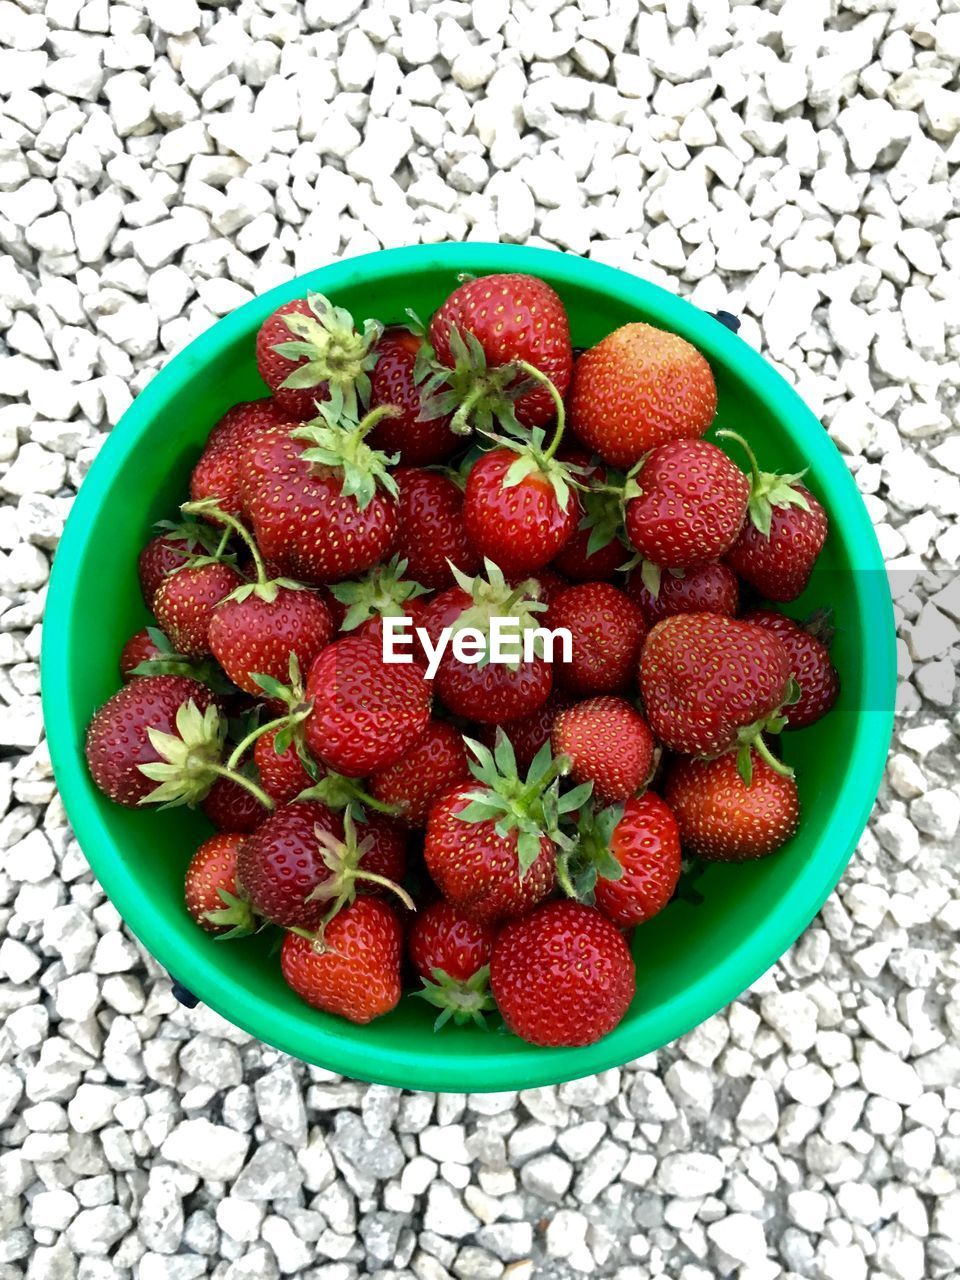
[42,244,895,1090]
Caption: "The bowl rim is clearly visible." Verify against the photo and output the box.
[42,243,896,1090]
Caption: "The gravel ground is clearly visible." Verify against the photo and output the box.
[2,1,960,1277]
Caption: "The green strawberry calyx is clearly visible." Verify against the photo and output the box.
[292,401,401,511]
[181,499,306,605]
[204,887,260,942]
[299,811,415,936]
[330,555,429,632]
[715,429,810,539]
[455,731,591,881]
[414,963,496,1032]
[272,292,384,421]
[128,627,237,694]
[731,675,801,785]
[294,771,402,823]
[479,418,583,519]
[447,558,549,672]
[555,800,625,902]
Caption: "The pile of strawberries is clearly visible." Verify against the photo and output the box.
[84,271,839,1050]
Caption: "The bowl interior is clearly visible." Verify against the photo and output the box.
[42,245,895,1090]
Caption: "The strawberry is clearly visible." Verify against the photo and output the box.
[546,582,646,697]
[154,561,243,659]
[255,293,382,421]
[639,613,796,782]
[368,327,460,465]
[241,403,400,584]
[393,467,480,591]
[490,900,635,1047]
[626,561,739,627]
[569,322,717,469]
[623,438,749,576]
[137,519,223,609]
[551,696,654,806]
[201,772,270,834]
[304,634,431,777]
[476,690,575,775]
[369,720,471,827]
[409,899,497,1029]
[419,562,553,724]
[664,753,800,860]
[85,676,222,808]
[253,727,314,806]
[423,273,572,432]
[184,833,256,937]
[720,431,828,601]
[280,897,403,1024]
[119,628,165,681]
[743,608,840,729]
[552,459,629,582]
[559,796,680,928]
[190,399,290,516]
[424,734,580,922]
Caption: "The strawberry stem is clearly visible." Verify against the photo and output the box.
[182,500,267,585]
[208,764,275,811]
[225,706,312,773]
[515,360,566,460]
[750,734,794,779]
[715,429,760,488]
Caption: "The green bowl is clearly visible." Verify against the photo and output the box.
[42,244,895,1090]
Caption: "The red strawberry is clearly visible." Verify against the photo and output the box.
[623,439,749,573]
[369,720,471,827]
[463,444,577,576]
[137,520,222,609]
[254,728,314,806]
[184,833,255,936]
[562,795,681,928]
[280,897,403,1024]
[304,635,431,777]
[569,322,716,469]
[85,676,221,808]
[546,582,646,697]
[209,581,333,697]
[409,899,497,1028]
[201,772,270,834]
[664,753,800,860]
[476,690,575,775]
[191,399,290,517]
[551,696,654,806]
[154,561,243,659]
[419,563,553,724]
[393,467,480,591]
[119,628,165,681]
[241,407,400,584]
[368,328,460,465]
[425,273,572,431]
[490,900,635,1047]
[721,432,828,601]
[743,609,840,729]
[552,463,628,582]
[424,735,570,923]
[639,613,795,780]
[255,293,382,421]
[626,561,739,627]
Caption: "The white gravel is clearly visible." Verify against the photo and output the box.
[2,0,959,1277]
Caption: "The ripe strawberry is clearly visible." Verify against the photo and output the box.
[85,676,221,808]
[720,431,828,601]
[476,690,575,775]
[743,609,840,729]
[154,561,243,659]
[392,467,480,591]
[119,628,165,681]
[184,834,256,937]
[546,582,646,697]
[551,696,654,806]
[201,772,270,834]
[424,735,576,923]
[241,404,400,584]
[137,520,222,609]
[552,459,629,582]
[569,322,717,468]
[561,795,681,928]
[255,293,382,421]
[280,897,403,1024]
[626,561,739,627]
[639,613,796,781]
[463,443,577,576]
[424,273,572,432]
[623,438,749,572]
[490,900,635,1047]
[254,728,314,806]
[368,327,460,465]
[369,720,471,827]
[190,399,291,516]
[419,563,553,724]
[210,581,333,697]
[664,753,800,860]
[409,899,497,1029]
[304,635,431,777]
